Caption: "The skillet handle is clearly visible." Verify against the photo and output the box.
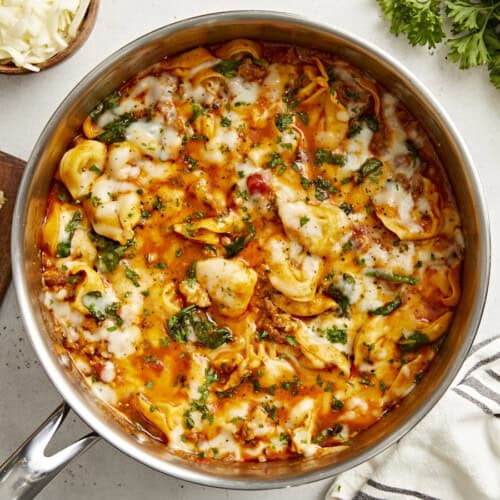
[0,402,99,500]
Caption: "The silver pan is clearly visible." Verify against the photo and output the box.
[0,10,490,499]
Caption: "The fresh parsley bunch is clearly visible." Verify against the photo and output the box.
[377,0,500,88]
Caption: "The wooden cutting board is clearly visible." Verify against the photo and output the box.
[0,152,25,303]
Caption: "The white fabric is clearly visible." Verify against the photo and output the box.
[327,334,500,500]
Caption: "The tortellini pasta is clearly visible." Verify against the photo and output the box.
[277,200,349,257]
[265,236,323,302]
[195,258,257,317]
[59,140,107,199]
[42,39,464,464]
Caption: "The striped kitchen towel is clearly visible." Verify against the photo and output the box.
[327,334,500,500]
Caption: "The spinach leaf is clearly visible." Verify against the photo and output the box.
[97,113,136,144]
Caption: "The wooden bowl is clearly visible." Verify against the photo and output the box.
[0,0,99,74]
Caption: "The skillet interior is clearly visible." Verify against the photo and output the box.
[12,11,490,489]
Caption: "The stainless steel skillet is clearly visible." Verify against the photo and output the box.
[0,10,490,499]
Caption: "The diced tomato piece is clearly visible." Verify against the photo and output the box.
[246,173,270,195]
[144,357,164,374]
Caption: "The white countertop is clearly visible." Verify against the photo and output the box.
[1,1,499,499]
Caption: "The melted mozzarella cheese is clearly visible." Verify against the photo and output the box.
[373,180,420,232]
[42,41,464,465]
[228,77,260,104]
[196,258,258,317]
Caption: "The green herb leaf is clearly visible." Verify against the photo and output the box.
[214,59,241,78]
[167,306,232,349]
[377,0,445,49]
[299,216,310,227]
[55,211,83,258]
[220,116,232,127]
[315,148,347,166]
[296,111,309,125]
[314,177,337,201]
[97,113,136,144]
[325,285,350,317]
[267,152,285,169]
[365,269,419,285]
[324,327,348,344]
[89,91,121,121]
[224,235,251,258]
[356,157,383,183]
[124,265,140,287]
[369,294,402,315]
[91,233,132,273]
[332,397,344,411]
[399,331,430,352]
[275,113,294,131]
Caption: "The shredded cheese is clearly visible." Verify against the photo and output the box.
[0,0,91,72]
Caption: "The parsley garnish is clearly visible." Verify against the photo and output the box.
[214,59,241,78]
[377,0,500,89]
[267,152,285,169]
[89,91,121,121]
[314,177,337,201]
[275,113,294,131]
[356,158,383,184]
[399,331,430,352]
[299,216,310,227]
[324,327,348,344]
[315,148,347,166]
[167,305,232,349]
[220,116,231,127]
[224,234,251,258]
[91,233,133,273]
[55,211,83,258]
[97,113,136,144]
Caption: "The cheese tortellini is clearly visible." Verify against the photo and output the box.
[59,140,107,199]
[42,39,463,464]
[196,258,257,317]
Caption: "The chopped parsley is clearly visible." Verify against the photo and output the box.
[399,331,430,352]
[214,59,241,78]
[325,285,350,317]
[324,327,348,345]
[331,397,344,411]
[275,113,294,132]
[97,113,136,144]
[89,164,102,175]
[124,265,140,287]
[299,216,310,227]
[256,330,270,341]
[356,157,383,184]
[220,116,232,127]
[342,240,353,252]
[267,152,285,169]
[315,148,347,166]
[167,305,232,349]
[262,402,278,422]
[55,211,82,258]
[314,177,337,201]
[188,102,207,124]
[347,122,362,138]
[224,234,251,258]
[91,232,133,273]
[81,291,122,325]
[89,91,121,121]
